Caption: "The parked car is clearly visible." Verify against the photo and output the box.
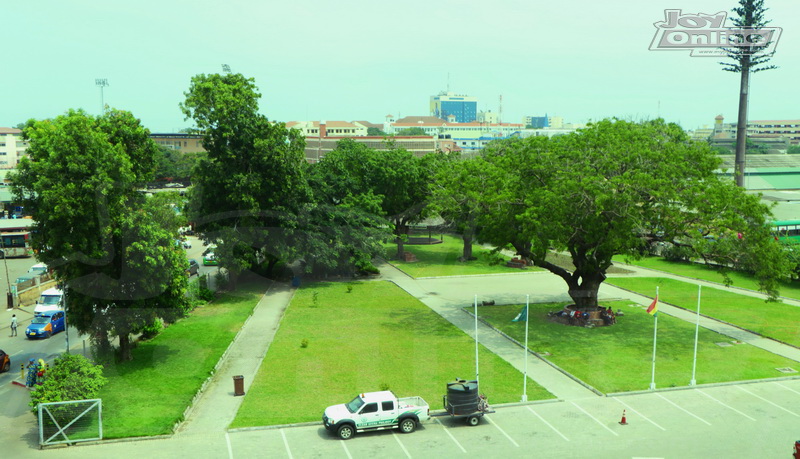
[34,288,64,314]
[0,349,9,373]
[28,263,49,275]
[26,310,66,339]
[183,239,192,249]
[14,274,36,285]
[203,252,218,266]
[187,259,199,276]
[323,391,430,440]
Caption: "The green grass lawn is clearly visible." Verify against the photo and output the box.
[478,302,798,393]
[613,255,800,301]
[98,284,264,438]
[479,301,800,393]
[607,277,800,347]
[231,281,554,428]
[385,234,539,278]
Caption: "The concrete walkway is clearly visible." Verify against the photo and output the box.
[175,281,295,436]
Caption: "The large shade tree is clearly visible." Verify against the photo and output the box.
[11,109,189,360]
[477,119,789,308]
[308,138,437,260]
[181,73,312,279]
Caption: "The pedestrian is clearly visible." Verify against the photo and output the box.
[10,314,17,336]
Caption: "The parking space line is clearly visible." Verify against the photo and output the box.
[225,432,234,459]
[280,429,293,459]
[614,399,666,431]
[736,385,800,417]
[340,439,353,459]
[775,382,800,397]
[655,394,711,426]
[696,389,756,421]
[570,402,619,436]
[433,418,467,453]
[485,417,519,447]
[392,432,412,458]
[526,406,570,441]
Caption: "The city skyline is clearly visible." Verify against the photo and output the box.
[2,1,798,133]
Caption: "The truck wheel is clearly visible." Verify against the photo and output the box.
[337,424,354,440]
[467,416,480,426]
[399,418,416,433]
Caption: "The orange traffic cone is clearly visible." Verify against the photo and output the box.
[619,409,628,425]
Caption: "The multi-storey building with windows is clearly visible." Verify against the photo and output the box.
[0,127,27,168]
[430,92,478,123]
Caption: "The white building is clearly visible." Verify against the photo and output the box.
[0,127,27,168]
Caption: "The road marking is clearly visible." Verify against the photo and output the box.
[280,429,293,459]
[340,439,353,459]
[655,394,711,425]
[614,399,666,431]
[485,416,519,447]
[696,389,756,421]
[433,418,467,453]
[736,385,800,417]
[225,432,234,459]
[526,406,570,440]
[775,381,800,396]
[392,432,412,458]
[570,402,619,436]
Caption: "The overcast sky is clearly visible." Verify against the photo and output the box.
[3,0,797,132]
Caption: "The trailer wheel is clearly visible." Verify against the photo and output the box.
[399,418,416,433]
[467,415,480,426]
[337,424,355,440]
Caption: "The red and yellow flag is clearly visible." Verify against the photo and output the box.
[646,295,659,315]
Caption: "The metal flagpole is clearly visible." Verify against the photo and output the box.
[690,285,702,385]
[522,294,529,402]
[474,295,479,386]
[649,286,659,390]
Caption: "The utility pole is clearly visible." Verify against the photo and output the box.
[95,78,109,114]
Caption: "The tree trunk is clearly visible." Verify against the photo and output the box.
[460,226,476,261]
[734,55,751,188]
[567,277,603,309]
[118,332,132,362]
[394,221,408,260]
[395,237,405,260]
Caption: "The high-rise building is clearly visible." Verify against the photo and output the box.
[430,92,478,123]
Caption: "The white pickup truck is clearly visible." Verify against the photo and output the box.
[322,390,430,440]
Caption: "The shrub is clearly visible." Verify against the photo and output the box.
[29,354,107,414]
[662,244,694,262]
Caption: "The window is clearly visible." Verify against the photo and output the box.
[360,403,378,414]
[381,401,394,411]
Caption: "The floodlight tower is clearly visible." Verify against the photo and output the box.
[95,78,109,113]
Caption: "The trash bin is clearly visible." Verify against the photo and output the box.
[233,375,245,396]
[291,276,301,287]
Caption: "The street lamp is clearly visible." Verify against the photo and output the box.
[95,78,109,113]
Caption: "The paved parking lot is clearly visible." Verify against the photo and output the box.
[225,379,800,459]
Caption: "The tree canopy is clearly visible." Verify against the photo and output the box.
[11,109,189,361]
[475,119,788,307]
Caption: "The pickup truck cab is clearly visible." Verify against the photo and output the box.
[323,391,430,440]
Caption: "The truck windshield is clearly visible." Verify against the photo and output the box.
[345,396,364,413]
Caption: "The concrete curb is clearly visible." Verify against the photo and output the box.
[608,373,800,397]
